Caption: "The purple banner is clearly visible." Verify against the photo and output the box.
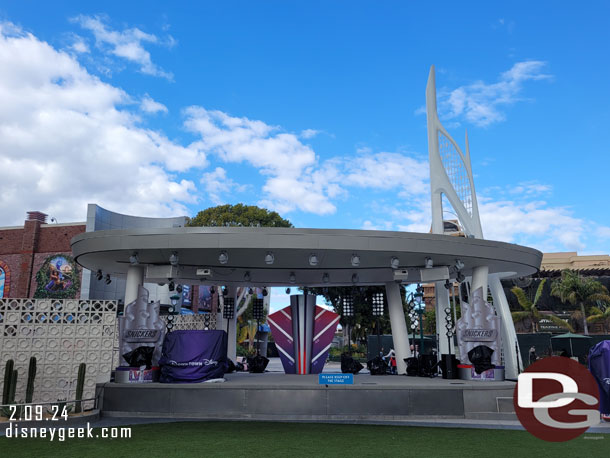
[159,330,227,383]
[589,340,610,415]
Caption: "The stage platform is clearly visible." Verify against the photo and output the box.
[98,371,517,422]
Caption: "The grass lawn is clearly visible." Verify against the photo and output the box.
[0,421,606,458]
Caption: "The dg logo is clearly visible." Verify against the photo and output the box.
[514,356,600,441]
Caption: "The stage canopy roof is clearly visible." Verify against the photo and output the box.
[71,227,542,287]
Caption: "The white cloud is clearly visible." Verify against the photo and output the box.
[68,34,89,54]
[596,226,610,239]
[479,197,585,251]
[73,15,174,80]
[343,152,429,196]
[201,167,247,205]
[509,181,552,196]
[140,94,168,114]
[0,22,204,225]
[300,129,319,139]
[435,61,552,127]
[358,186,589,252]
[184,107,339,215]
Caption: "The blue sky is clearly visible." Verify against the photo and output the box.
[0,1,609,256]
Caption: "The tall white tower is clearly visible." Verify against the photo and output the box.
[426,65,523,378]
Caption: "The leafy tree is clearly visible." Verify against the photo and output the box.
[511,279,573,333]
[308,286,408,345]
[423,309,436,334]
[188,204,293,228]
[551,270,610,335]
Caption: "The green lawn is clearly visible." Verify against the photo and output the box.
[0,421,606,458]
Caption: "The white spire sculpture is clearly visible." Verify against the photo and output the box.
[426,65,523,378]
[426,65,483,239]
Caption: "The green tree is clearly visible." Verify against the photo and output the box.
[423,309,436,334]
[188,204,293,228]
[308,286,407,346]
[550,270,610,335]
[512,279,573,333]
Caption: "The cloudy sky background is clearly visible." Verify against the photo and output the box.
[0,2,608,256]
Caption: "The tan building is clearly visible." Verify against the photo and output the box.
[540,252,610,275]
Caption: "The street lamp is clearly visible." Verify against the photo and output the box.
[222,296,235,350]
[341,294,354,354]
[371,291,385,357]
[252,298,265,356]
[407,285,425,356]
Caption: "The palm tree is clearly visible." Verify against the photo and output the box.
[587,305,610,333]
[511,279,573,333]
[550,270,610,335]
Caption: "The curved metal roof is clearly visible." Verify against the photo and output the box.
[71,227,542,287]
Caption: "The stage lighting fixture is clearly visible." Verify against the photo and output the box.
[167,314,174,322]
[425,257,433,269]
[351,273,359,284]
[168,280,175,291]
[322,273,329,283]
[262,287,268,297]
[222,286,228,296]
[252,298,264,320]
[289,272,296,284]
[244,271,251,282]
[210,286,216,294]
[285,287,291,294]
[309,253,319,266]
[218,251,229,265]
[176,285,183,294]
[129,252,139,265]
[342,295,354,317]
[168,305,175,313]
[169,252,179,266]
[223,297,235,320]
[371,292,385,316]
[444,279,451,290]
[105,274,111,285]
[167,322,174,330]
[456,272,465,283]
[248,287,254,295]
[390,256,400,269]
[351,254,360,267]
[96,270,103,281]
[264,252,275,265]
[455,259,465,271]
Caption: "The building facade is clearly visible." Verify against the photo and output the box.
[0,211,85,299]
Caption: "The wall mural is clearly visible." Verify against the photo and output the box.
[0,267,5,298]
[34,254,80,299]
[0,260,10,298]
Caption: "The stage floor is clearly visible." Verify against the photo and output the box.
[98,359,516,422]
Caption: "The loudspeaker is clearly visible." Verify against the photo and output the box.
[419,355,438,377]
[405,357,419,376]
[441,354,459,379]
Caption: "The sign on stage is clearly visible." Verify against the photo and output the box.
[319,373,354,385]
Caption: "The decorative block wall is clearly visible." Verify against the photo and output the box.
[0,298,117,408]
